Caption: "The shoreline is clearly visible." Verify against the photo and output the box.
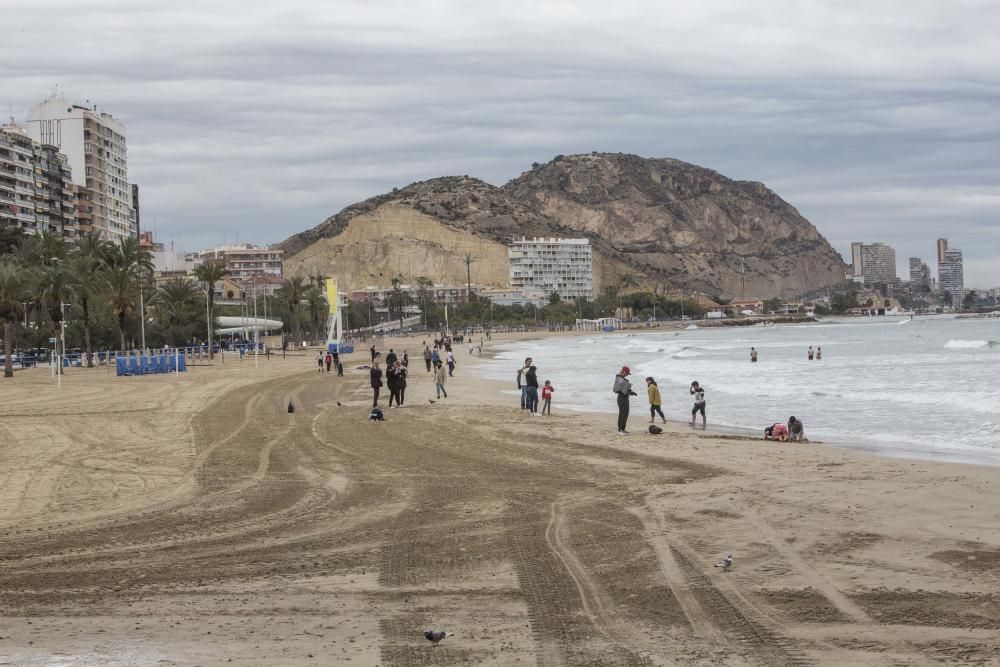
[460,330,1000,470]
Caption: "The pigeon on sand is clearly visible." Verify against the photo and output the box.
[714,554,733,571]
[423,629,454,645]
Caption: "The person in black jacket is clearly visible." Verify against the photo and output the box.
[395,361,408,406]
[612,366,637,434]
[385,349,398,368]
[370,362,383,407]
[386,362,399,407]
[525,365,540,415]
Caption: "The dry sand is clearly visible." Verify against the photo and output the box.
[0,338,998,666]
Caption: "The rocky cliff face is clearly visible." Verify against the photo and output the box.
[280,154,847,298]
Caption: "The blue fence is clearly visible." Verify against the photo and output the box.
[115,353,188,377]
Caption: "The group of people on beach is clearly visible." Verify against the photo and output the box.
[368,333,482,408]
[611,367,706,434]
[750,346,822,362]
[516,357,554,416]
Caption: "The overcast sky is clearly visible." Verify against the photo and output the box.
[4,0,999,286]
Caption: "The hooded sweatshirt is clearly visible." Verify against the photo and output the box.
[613,374,632,396]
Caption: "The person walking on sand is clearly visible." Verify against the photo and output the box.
[423,345,432,372]
[525,365,541,415]
[386,348,398,368]
[690,381,706,428]
[750,347,758,363]
[646,377,666,424]
[613,366,637,434]
[370,361,383,407]
[434,360,448,398]
[333,351,342,376]
[395,360,408,406]
[446,349,456,376]
[807,346,814,360]
[370,343,377,363]
[316,351,324,373]
[325,351,333,373]
[386,361,399,407]
[541,380,554,415]
[402,351,409,368]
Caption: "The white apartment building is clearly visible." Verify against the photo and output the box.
[938,248,964,308]
[0,125,77,237]
[195,244,284,281]
[27,96,136,240]
[508,237,594,301]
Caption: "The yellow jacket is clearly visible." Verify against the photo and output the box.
[647,384,661,405]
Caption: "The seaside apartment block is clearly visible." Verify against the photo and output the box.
[850,241,897,286]
[27,96,137,241]
[0,125,78,238]
[195,244,284,281]
[508,237,594,301]
[908,257,931,291]
[937,246,964,308]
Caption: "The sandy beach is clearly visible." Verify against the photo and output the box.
[1,337,998,666]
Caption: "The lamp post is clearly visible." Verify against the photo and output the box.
[252,275,259,368]
[139,281,146,352]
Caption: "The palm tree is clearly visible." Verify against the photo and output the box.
[0,226,24,255]
[154,277,201,329]
[192,261,228,360]
[69,233,111,366]
[0,260,25,379]
[303,286,327,342]
[104,263,137,351]
[40,263,74,364]
[281,276,307,345]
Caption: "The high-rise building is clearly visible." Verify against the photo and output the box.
[508,237,594,300]
[195,244,284,281]
[0,124,77,237]
[27,96,136,241]
[858,242,897,285]
[908,257,930,291]
[937,238,948,263]
[850,241,864,277]
[938,248,964,309]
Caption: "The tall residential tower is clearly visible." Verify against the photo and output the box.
[26,96,136,240]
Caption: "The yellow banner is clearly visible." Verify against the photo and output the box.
[325,278,337,315]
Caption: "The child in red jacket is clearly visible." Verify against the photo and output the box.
[541,380,554,415]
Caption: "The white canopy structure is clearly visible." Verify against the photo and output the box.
[216,316,283,336]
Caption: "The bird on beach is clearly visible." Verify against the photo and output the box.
[423,629,453,645]
[715,554,733,571]
[336,401,343,407]
[429,399,436,404]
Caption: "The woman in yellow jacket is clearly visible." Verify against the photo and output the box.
[646,377,667,424]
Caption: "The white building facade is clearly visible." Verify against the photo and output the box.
[195,244,284,281]
[26,96,136,241]
[508,237,594,301]
[938,248,964,308]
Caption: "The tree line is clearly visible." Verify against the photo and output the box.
[0,228,331,379]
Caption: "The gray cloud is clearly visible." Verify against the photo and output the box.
[3,0,999,286]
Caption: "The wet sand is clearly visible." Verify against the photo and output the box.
[0,340,998,665]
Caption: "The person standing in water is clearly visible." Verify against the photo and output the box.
[750,347,758,363]
[646,377,666,424]
[816,347,822,360]
[690,381,706,428]
[807,346,814,360]
[613,366,637,434]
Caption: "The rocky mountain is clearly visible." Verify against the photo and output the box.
[279,153,847,298]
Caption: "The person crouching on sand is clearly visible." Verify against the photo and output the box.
[613,366,637,434]
[787,416,805,442]
[765,421,789,441]
[646,377,666,424]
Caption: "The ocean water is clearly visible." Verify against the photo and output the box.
[482,315,1000,466]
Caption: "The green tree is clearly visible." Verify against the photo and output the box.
[763,297,782,314]
[963,290,977,311]
[68,233,112,366]
[0,260,26,378]
[303,286,328,342]
[40,263,74,361]
[280,276,307,345]
[192,261,228,358]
